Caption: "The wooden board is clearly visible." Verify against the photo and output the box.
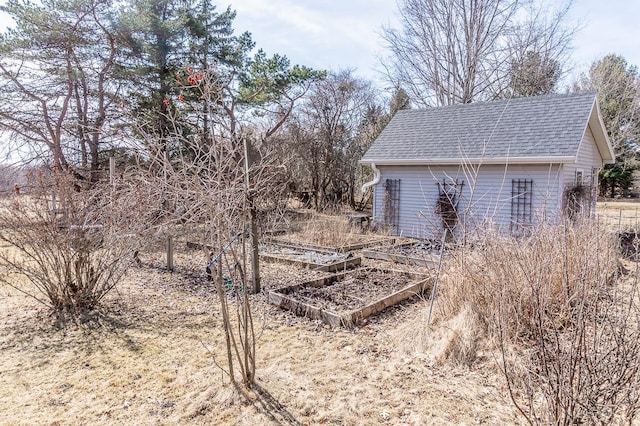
[264,240,337,255]
[268,268,432,326]
[362,248,439,268]
[260,253,361,272]
[269,236,396,253]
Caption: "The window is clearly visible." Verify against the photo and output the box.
[511,179,533,234]
[575,169,584,186]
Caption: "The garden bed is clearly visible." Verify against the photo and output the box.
[362,241,443,268]
[268,268,431,326]
[259,243,361,272]
[270,235,395,253]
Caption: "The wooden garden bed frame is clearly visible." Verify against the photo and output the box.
[187,240,362,272]
[269,236,396,253]
[260,252,362,272]
[268,268,431,326]
[362,242,440,268]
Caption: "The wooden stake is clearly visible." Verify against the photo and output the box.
[167,236,174,271]
[109,157,116,187]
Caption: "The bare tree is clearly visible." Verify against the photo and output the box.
[577,55,640,165]
[287,70,380,210]
[574,54,640,197]
[381,0,575,106]
[509,51,561,97]
[126,43,321,386]
[134,115,257,385]
[0,0,122,180]
[506,1,573,97]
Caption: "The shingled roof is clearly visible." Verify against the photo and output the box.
[361,91,615,165]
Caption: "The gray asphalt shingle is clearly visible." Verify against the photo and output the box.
[361,91,597,163]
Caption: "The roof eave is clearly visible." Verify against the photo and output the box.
[588,98,616,162]
[359,156,576,166]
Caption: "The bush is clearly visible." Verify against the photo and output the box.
[0,174,140,320]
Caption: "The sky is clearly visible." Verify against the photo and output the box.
[0,0,638,88]
[227,0,640,89]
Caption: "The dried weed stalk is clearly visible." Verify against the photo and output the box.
[438,221,640,424]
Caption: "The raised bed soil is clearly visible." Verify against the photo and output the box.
[268,268,431,326]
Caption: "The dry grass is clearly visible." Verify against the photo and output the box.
[7,206,636,425]
[0,255,522,425]
[434,221,619,343]
[279,214,388,249]
[421,219,640,423]
[391,218,621,361]
[598,200,640,230]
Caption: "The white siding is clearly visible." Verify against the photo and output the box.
[563,125,606,187]
[561,125,606,215]
[374,164,563,239]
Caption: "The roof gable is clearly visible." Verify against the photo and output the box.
[361,92,614,165]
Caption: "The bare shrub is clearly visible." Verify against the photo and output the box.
[437,221,640,424]
[131,112,260,388]
[0,171,141,319]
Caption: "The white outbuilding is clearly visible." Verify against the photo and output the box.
[360,91,615,239]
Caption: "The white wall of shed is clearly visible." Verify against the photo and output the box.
[373,163,563,240]
[563,125,606,186]
[562,125,606,214]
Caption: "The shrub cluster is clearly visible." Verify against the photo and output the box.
[437,221,640,424]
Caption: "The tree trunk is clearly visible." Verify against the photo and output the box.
[249,204,260,294]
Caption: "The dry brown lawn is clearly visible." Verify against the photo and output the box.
[0,251,520,425]
[4,204,638,425]
[598,200,640,230]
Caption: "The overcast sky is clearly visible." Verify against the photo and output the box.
[0,0,638,88]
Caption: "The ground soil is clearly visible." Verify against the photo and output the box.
[378,241,443,258]
[0,254,521,425]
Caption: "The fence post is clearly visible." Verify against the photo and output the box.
[109,157,116,212]
[167,236,174,271]
[109,157,116,187]
[618,209,623,232]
